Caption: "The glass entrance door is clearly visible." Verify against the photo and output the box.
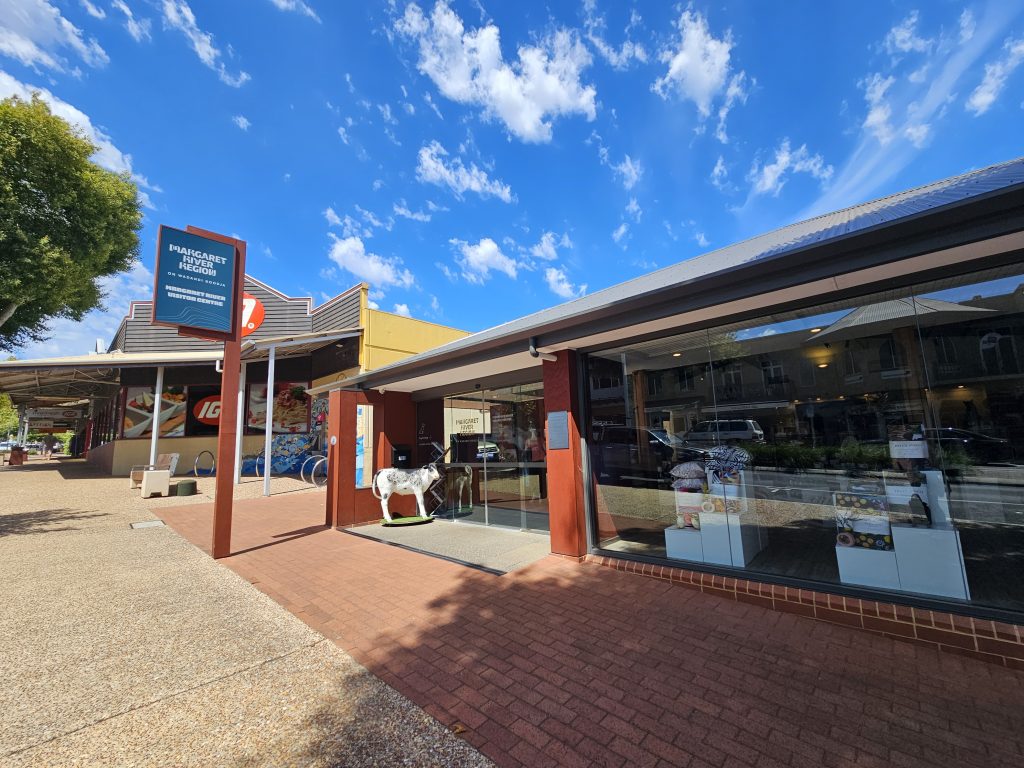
[441,383,548,532]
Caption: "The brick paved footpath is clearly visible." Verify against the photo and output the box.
[161,497,1024,768]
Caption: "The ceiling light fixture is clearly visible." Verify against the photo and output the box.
[672,353,681,357]
[810,328,822,333]
[817,363,829,368]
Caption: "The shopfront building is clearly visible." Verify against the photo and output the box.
[319,158,1024,654]
[0,276,469,476]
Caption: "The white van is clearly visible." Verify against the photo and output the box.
[684,419,764,444]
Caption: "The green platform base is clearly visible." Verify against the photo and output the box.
[381,515,435,527]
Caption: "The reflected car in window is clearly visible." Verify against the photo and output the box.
[923,428,1014,465]
[683,419,764,445]
[591,425,706,484]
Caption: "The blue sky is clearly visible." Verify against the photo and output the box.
[3,0,1024,358]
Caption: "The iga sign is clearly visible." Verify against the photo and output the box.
[193,396,222,426]
[153,226,238,334]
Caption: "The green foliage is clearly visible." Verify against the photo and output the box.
[0,94,142,350]
[0,392,16,437]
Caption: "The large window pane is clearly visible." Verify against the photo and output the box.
[587,264,1024,615]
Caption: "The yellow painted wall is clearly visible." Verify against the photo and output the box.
[362,309,469,372]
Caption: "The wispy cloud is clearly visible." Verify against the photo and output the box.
[161,0,250,87]
[416,140,513,202]
[267,0,320,24]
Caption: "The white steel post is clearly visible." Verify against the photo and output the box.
[262,347,276,496]
[149,366,164,466]
[234,361,247,484]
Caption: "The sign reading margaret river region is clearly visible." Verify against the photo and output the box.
[153,226,237,334]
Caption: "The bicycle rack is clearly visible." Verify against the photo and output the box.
[193,450,216,477]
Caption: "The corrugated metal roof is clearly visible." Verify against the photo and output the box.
[0,350,223,370]
[341,156,1024,388]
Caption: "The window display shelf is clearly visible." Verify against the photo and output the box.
[664,470,766,567]
[835,546,901,590]
[891,524,970,600]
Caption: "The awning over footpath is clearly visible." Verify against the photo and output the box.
[0,328,362,408]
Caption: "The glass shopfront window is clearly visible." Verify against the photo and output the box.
[587,263,1024,615]
[439,383,548,532]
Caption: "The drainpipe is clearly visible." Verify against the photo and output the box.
[529,337,558,362]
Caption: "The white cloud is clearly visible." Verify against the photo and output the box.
[714,72,749,143]
[625,197,642,222]
[0,0,109,73]
[112,1,152,43]
[959,10,976,44]
[426,199,447,212]
[13,260,154,358]
[378,102,397,124]
[355,204,389,231]
[79,1,105,20]
[323,207,342,227]
[652,9,748,140]
[529,231,571,261]
[422,90,443,119]
[430,295,440,312]
[583,3,647,70]
[613,154,643,190]
[450,237,517,283]
[710,154,728,190]
[232,114,250,131]
[861,72,896,144]
[161,0,250,87]
[337,125,349,144]
[747,139,832,197]
[268,0,320,24]
[694,231,710,248]
[415,140,513,202]
[884,11,931,55]
[903,122,930,147]
[395,1,596,143]
[392,302,411,317]
[611,222,628,243]
[544,266,586,299]
[0,71,159,209]
[403,101,415,115]
[328,234,414,289]
[393,200,431,222]
[966,37,1024,116]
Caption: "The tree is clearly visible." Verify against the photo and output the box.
[0,392,16,438]
[0,94,142,351]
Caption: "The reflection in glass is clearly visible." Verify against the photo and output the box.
[440,383,548,532]
[588,265,1024,614]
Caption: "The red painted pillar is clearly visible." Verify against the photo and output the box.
[542,350,588,559]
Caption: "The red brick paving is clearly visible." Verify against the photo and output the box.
[160,497,1024,768]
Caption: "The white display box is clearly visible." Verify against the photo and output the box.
[835,546,900,590]
[697,511,733,566]
[892,524,970,600]
[664,525,704,562]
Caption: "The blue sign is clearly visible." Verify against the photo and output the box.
[153,226,237,333]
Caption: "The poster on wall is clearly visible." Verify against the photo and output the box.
[355,404,374,488]
[247,382,310,433]
[122,386,186,438]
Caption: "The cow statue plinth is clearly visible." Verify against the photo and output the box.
[371,464,441,522]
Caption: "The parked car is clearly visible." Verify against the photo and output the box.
[0,441,13,451]
[683,419,764,445]
[591,425,705,484]
[476,441,501,460]
[923,428,1014,465]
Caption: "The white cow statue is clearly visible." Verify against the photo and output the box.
[371,464,441,521]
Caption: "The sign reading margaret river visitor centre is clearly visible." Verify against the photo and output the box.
[153,225,238,335]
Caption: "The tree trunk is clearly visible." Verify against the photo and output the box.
[0,301,20,329]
